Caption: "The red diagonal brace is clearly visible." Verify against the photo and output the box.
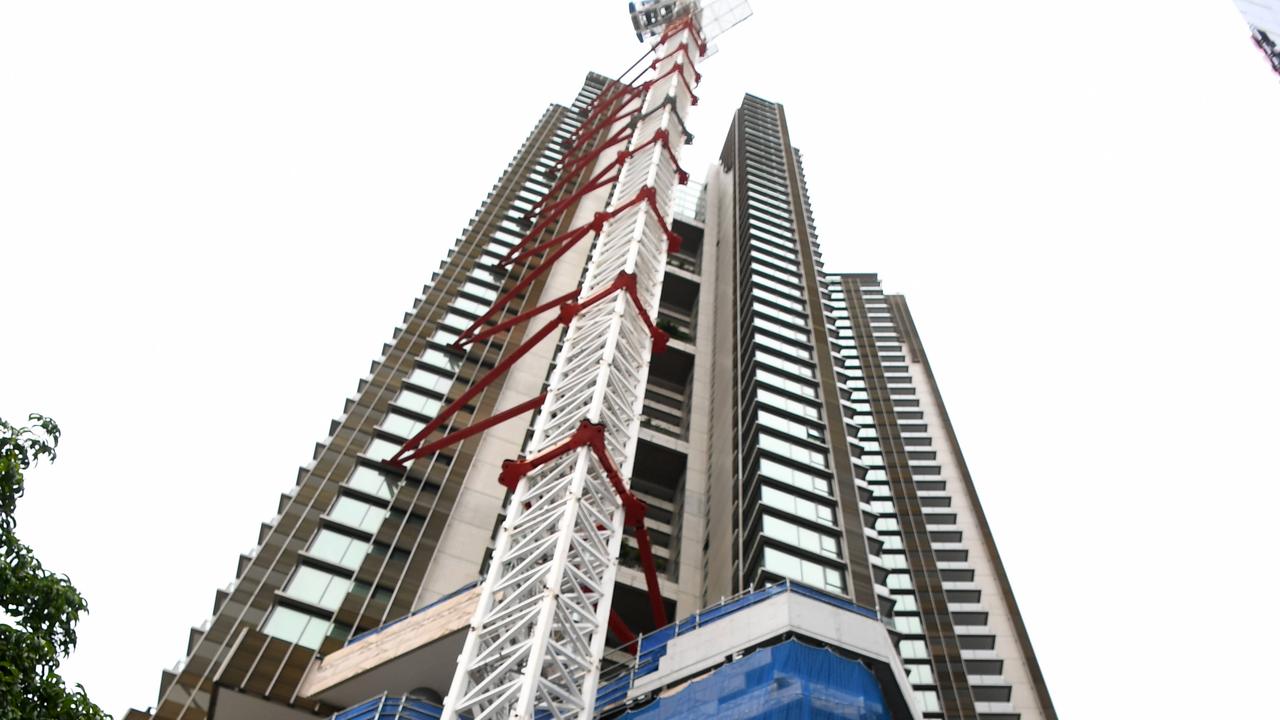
[609,609,638,651]
[497,419,669,628]
[390,394,546,466]
[459,182,679,348]
[392,268,669,466]
[651,43,702,86]
[533,126,634,217]
[646,61,700,106]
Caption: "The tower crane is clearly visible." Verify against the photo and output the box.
[388,3,750,717]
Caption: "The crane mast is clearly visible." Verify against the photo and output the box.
[388,3,749,718]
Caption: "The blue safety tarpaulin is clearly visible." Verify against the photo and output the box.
[618,640,890,720]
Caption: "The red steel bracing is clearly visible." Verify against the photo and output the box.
[496,419,668,627]
[388,13,705,632]
[608,610,638,650]
[387,270,668,467]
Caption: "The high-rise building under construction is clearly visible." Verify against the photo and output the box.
[129,47,1055,720]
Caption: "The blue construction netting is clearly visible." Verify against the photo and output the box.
[595,581,878,712]
[617,639,890,720]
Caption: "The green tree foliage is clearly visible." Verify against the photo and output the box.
[0,414,110,719]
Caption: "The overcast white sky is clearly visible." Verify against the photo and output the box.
[2,2,1278,717]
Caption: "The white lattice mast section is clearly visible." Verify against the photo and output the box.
[440,15,705,720]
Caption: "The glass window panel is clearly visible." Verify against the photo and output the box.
[905,663,934,685]
[422,349,464,373]
[327,495,387,534]
[751,302,807,328]
[758,409,825,444]
[451,297,489,317]
[460,281,499,302]
[755,351,816,380]
[753,333,812,362]
[262,606,329,649]
[364,437,404,463]
[440,313,471,331]
[758,389,820,421]
[750,271,802,296]
[307,528,370,569]
[283,566,351,610]
[759,458,832,496]
[756,369,817,399]
[407,367,453,393]
[760,485,836,526]
[344,465,395,500]
[899,639,928,659]
[392,388,443,417]
[762,547,845,593]
[758,432,828,469]
[762,514,841,558]
[378,411,426,439]
[892,593,919,612]
[886,572,913,590]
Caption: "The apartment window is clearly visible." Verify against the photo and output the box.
[283,565,351,610]
[469,266,507,287]
[755,351,816,380]
[762,547,845,593]
[914,690,941,713]
[344,465,396,500]
[758,432,827,469]
[362,437,403,464]
[880,553,908,569]
[756,369,818,399]
[459,281,499,302]
[898,639,928,660]
[753,333,812,362]
[751,301,807,329]
[876,517,900,532]
[759,458,832,496]
[905,663,934,686]
[378,411,426,440]
[894,616,924,634]
[393,388,444,418]
[754,287,806,314]
[422,349,464,375]
[891,593,918,612]
[406,367,453,394]
[886,572,913,590]
[327,495,387,534]
[762,514,840,559]
[451,297,489,317]
[750,271,802,297]
[261,606,329,649]
[430,327,459,346]
[760,485,835,526]
[306,529,370,569]
[758,410,824,444]
[757,389,820,422]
